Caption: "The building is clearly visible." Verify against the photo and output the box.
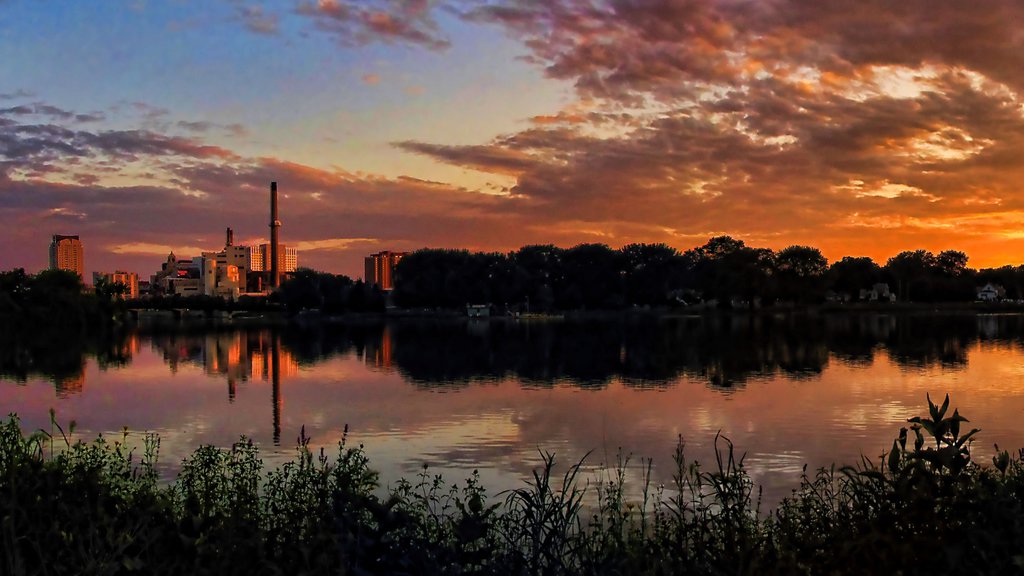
[151,252,196,296]
[201,251,244,300]
[364,251,407,290]
[49,234,84,279]
[93,270,140,299]
[216,228,251,290]
[977,283,1005,302]
[149,229,261,299]
[859,283,896,302]
[249,243,297,274]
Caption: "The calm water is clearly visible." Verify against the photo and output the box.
[4,313,1024,504]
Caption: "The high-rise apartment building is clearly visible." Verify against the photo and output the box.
[49,234,84,279]
[249,244,297,273]
[93,270,140,298]
[364,251,407,290]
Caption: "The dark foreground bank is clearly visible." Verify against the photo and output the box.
[2,397,1023,576]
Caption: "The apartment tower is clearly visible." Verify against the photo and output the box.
[49,234,84,279]
[364,251,407,290]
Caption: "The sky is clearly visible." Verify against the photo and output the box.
[4,0,1024,278]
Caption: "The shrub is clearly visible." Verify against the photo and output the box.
[3,397,1024,575]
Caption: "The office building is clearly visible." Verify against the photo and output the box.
[364,251,407,290]
[49,234,84,279]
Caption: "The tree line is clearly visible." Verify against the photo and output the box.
[5,235,1022,320]
[0,268,128,333]
[383,237,1024,310]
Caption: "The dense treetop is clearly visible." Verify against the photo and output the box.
[387,237,1020,310]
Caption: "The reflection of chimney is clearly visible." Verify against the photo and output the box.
[270,181,281,288]
[271,333,282,445]
[226,227,233,247]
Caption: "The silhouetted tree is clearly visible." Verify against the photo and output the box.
[278,269,384,314]
[775,245,828,303]
[512,245,565,312]
[621,243,685,306]
[886,250,936,301]
[692,237,775,308]
[828,256,882,300]
[557,244,624,310]
[392,249,502,308]
[935,250,969,277]
[932,250,975,301]
[977,266,1024,300]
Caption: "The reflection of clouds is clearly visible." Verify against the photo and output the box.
[7,321,1024,507]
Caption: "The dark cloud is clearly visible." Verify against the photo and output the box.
[11,2,1024,274]
[0,103,104,124]
[177,120,214,133]
[377,0,1024,264]
[0,101,557,276]
[394,140,539,175]
[295,0,451,50]
[463,1,1024,104]
[0,89,33,101]
[0,108,238,178]
[235,4,280,35]
[176,120,249,138]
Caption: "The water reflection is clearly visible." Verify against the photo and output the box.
[5,313,1024,505]
[0,327,136,397]
[6,313,1024,396]
[147,330,298,444]
[274,313,1024,388]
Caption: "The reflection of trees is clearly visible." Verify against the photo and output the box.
[379,316,833,389]
[881,315,975,368]
[374,313,1015,388]
[9,313,1024,398]
[0,327,133,396]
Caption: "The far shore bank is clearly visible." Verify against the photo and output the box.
[113,300,1024,331]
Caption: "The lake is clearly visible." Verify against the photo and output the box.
[4,312,1024,505]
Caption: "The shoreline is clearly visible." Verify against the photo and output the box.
[116,300,1024,330]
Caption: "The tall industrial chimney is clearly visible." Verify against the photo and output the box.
[270,181,281,288]
[226,227,233,247]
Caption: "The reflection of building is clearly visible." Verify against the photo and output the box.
[93,270,140,298]
[149,330,297,444]
[250,344,300,380]
[49,234,84,279]
[153,331,297,381]
[364,251,407,290]
[364,325,394,370]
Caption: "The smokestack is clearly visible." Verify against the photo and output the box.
[270,181,280,288]
[226,227,233,247]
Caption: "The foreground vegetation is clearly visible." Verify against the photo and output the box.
[3,397,1024,575]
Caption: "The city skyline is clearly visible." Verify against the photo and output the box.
[5,2,1024,277]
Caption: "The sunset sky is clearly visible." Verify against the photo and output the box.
[4,1,1024,277]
